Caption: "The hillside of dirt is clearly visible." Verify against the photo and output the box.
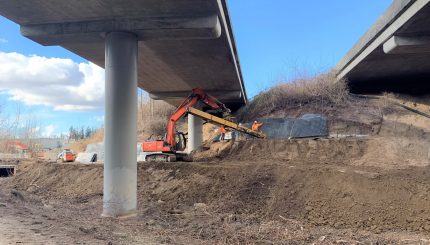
[2,96,430,243]
[2,149,430,244]
[1,73,430,243]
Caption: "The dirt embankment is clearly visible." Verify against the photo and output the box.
[194,136,430,169]
[5,155,430,242]
[3,92,430,243]
[194,138,367,163]
[13,161,103,199]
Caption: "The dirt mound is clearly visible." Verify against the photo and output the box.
[195,138,367,163]
[6,90,430,242]
[194,136,430,169]
[12,161,103,199]
[7,158,430,237]
[354,136,430,168]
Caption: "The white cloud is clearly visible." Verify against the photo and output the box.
[0,52,104,111]
[42,124,56,137]
[0,38,7,43]
[94,115,105,123]
[30,127,40,134]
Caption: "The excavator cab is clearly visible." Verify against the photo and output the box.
[164,131,186,152]
[174,131,187,152]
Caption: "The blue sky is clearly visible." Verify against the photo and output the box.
[0,0,392,137]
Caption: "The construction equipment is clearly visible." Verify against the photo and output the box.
[186,107,265,138]
[142,88,265,162]
[57,149,75,162]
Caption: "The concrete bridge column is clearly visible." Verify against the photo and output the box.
[188,114,203,153]
[102,32,138,218]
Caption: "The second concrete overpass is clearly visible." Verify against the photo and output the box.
[337,0,430,94]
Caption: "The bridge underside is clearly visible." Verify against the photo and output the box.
[0,0,246,110]
[337,0,430,95]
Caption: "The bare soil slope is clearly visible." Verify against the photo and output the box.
[2,90,430,243]
[2,136,430,244]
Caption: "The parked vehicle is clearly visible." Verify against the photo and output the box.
[57,149,75,162]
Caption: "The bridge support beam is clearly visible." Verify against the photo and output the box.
[102,32,138,218]
[383,35,430,54]
[188,114,203,153]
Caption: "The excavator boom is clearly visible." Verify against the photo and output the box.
[165,88,231,149]
[187,107,266,138]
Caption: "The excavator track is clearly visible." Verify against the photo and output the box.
[145,153,177,162]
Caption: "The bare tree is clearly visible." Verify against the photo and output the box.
[137,90,176,140]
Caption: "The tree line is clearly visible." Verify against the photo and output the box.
[68,126,98,140]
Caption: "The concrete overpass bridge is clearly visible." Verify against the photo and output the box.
[0,0,246,218]
[337,0,430,94]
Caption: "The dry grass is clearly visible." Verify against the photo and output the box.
[68,129,104,153]
[0,140,10,153]
[237,71,350,121]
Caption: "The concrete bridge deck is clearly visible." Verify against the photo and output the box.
[0,0,246,109]
[336,0,430,94]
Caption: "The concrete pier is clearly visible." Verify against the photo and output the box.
[102,32,138,218]
[188,114,203,153]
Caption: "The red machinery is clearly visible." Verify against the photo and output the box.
[142,88,231,161]
[57,149,75,162]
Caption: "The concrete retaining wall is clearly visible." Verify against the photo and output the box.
[253,114,328,139]
[80,142,143,163]
[214,114,328,141]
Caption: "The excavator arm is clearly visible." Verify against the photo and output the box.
[187,107,266,139]
[165,88,230,149]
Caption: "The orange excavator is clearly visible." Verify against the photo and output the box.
[142,88,230,161]
[142,88,265,162]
